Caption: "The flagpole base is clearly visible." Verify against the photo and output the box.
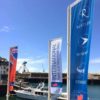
[6,94,9,100]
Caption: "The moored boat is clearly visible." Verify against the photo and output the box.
[16,88,60,100]
[15,89,48,100]
[15,82,48,100]
[57,92,67,100]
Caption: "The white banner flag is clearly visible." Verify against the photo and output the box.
[49,38,62,94]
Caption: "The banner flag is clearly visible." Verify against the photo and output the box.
[49,38,62,94]
[9,46,18,92]
[68,0,94,99]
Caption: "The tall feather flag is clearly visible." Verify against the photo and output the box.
[67,0,94,100]
[7,46,18,94]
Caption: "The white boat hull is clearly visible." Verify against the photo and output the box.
[16,90,47,100]
[16,89,67,100]
[57,97,67,100]
[57,92,67,100]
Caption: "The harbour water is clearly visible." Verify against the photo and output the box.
[0,85,100,100]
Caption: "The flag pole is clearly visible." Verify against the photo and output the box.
[6,51,11,100]
[67,5,71,100]
[48,41,51,100]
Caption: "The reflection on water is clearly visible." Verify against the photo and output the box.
[88,85,100,100]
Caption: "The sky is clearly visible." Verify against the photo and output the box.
[0,0,100,73]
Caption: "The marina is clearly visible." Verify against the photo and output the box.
[0,46,100,99]
[0,85,100,100]
[0,0,99,100]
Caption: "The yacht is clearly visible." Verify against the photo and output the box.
[57,92,67,100]
[15,89,48,100]
[15,82,48,100]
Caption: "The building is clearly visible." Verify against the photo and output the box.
[0,57,9,96]
[0,57,9,83]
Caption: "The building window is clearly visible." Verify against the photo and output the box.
[4,71,5,74]
[6,68,8,72]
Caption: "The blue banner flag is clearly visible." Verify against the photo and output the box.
[69,0,94,100]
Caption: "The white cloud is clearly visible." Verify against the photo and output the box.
[16,57,46,73]
[0,26,11,32]
[89,58,100,74]
[89,58,100,64]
